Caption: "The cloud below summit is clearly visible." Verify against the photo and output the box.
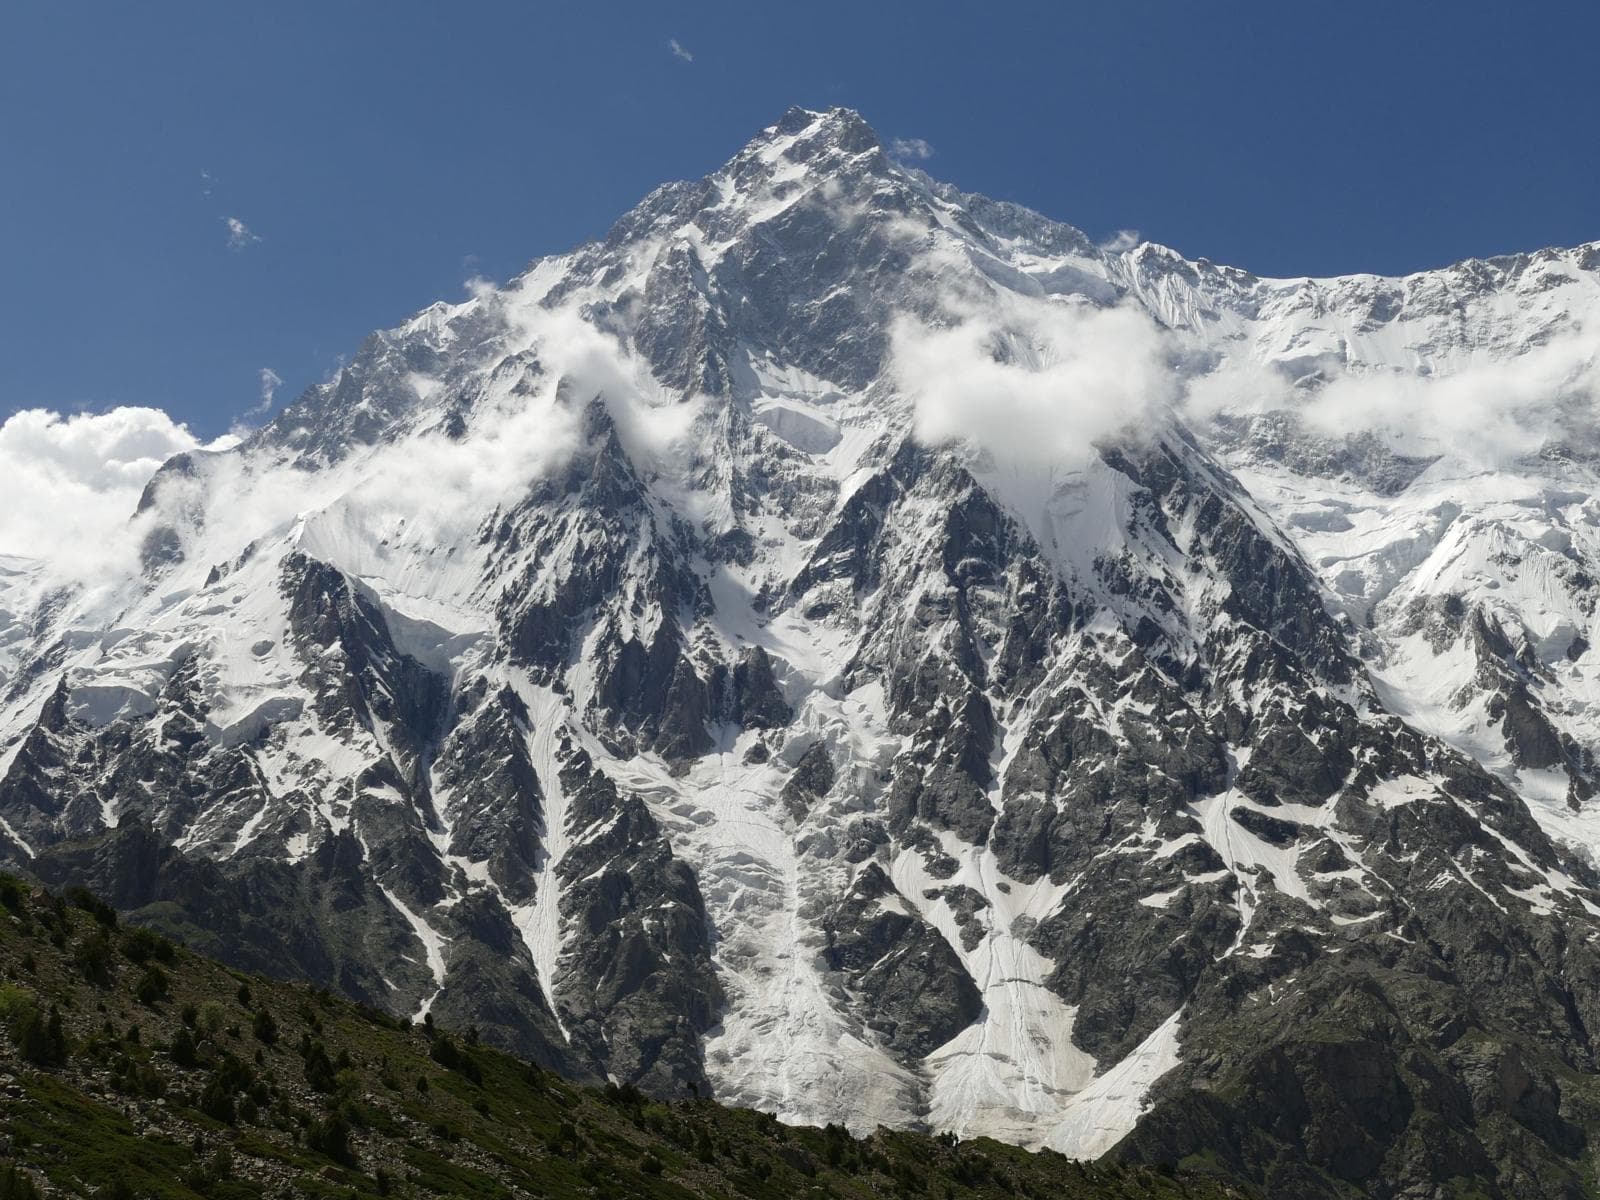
[1185,329,1600,468]
[0,406,214,582]
[894,297,1178,466]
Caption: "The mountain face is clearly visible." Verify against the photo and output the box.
[6,106,1600,1198]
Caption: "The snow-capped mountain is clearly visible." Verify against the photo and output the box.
[6,106,1600,1197]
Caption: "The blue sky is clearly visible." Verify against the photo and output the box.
[3,0,1598,437]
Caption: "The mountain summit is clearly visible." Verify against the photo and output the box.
[6,107,1600,1197]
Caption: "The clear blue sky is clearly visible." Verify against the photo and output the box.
[4,0,1598,437]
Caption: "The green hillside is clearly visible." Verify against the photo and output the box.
[0,876,1248,1200]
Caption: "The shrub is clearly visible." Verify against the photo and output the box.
[198,1075,237,1124]
[428,1035,462,1070]
[197,1001,227,1039]
[75,929,116,986]
[121,927,175,965]
[134,965,169,1006]
[824,1122,849,1166]
[0,985,36,1032]
[0,876,27,915]
[428,1034,482,1083]
[604,1080,644,1108]
[307,1114,356,1166]
[252,1007,278,1045]
[301,1040,336,1093]
[64,886,117,928]
[17,1006,67,1067]
[0,1166,41,1200]
[169,1027,199,1069]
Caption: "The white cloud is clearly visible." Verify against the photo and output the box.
[224,216,260,251]
[1304,336,1600,465]
[0,407,207,582]
[890,136,934,161]
[1184,331,1600,468]
[200,168,216,197]
[1184,356,1296,423]
[0,293,758,622]
[127,299,702,592]
[668,37,693,63]
[894,296,1178,466]
[1099,229,1142,253]
[254,368,283,415]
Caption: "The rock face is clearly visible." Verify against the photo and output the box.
[5,106,1600,1197]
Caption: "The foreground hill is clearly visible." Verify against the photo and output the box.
[0,878,1241,1200]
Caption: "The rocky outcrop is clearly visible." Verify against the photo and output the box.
[822,863,982,1060]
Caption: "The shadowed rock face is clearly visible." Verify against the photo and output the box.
[822,863,983,1058]
[7,106,1600,1197]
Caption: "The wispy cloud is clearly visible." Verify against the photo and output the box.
[200,168,216,198]
[249,368,283,418]
[224,216,261,251]
[890,137,934,161]
[668,37,693,63]
[1184,329,1600,468]
[1099,229,1142,253]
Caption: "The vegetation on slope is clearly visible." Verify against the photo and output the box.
[0,876,1247,1200]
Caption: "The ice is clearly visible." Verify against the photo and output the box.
[379,884,448,1021]
[892,835,1096,1144]
[506,678,574,1040]
[1046,1010,1183,1157]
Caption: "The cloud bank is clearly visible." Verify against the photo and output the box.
[11,291,712,610]
[894,297,1179,466]
[0,406,212,580]
[1185,330,1600,468]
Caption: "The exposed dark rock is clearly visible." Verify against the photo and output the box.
[823,864,982,1060]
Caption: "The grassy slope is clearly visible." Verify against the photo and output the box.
[0,877,1253,1200]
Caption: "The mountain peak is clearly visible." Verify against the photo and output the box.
[770,104,880,147]
[736,105,886,181]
